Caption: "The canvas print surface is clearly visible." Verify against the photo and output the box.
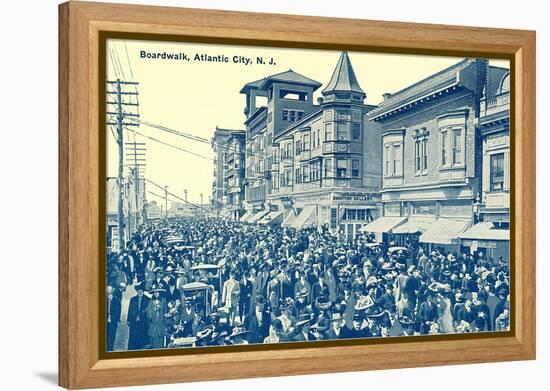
[105,39,511,352]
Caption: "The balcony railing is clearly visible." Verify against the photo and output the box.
[480,92,509,118]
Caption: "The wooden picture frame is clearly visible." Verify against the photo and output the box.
[59,1,536,389]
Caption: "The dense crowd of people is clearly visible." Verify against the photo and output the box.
[106,217,510,351]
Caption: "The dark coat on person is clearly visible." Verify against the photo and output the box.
[244,309,271,344]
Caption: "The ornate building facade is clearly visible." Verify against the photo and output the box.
[239,52,382,240]
[365,58,488,251]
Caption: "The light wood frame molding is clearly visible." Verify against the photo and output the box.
[59,1,536,388]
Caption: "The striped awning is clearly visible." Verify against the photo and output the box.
[459,222,509,241]
[392,217,436,234]
[360,216,407,233]
[419,218,471,245]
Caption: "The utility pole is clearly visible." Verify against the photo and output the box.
[125,136,146,230]
[164,186,169,219]
[106,78,139,251]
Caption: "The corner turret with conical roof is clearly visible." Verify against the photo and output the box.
[322,51,366,104]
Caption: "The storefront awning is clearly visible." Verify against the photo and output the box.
[239,210,254,223]
[258,210,283,225]
[392,217,436,234]
[419,218,471,245]
[291,205,317,230]
[360,216,407,233]
[281,210,298,227]
[459,222,509,241]
[248,209,270,224]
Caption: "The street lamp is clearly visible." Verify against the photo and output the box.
[473,194,482,224]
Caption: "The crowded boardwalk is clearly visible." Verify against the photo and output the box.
[106,217,510,351]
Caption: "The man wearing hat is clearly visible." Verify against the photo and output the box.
[310,273,330,307]
[180,297,199,337]
[244,295,271,344]
[127,283,150,350]
[292,313,315,342]
[417,290,438,334]
[341,313,371,339]
[293,271,311,305]
[106,285,121,351]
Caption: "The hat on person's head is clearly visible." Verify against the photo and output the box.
[106,286,115,294]
[398,315,416,327]
[280,297,294,310]
[134,281,145,291]
[150,284,166,293]
[153,267,163,273]
[365,305,385,319]
[296,313,313,327]
[296,288,309,299]
[366,276,378,288]
[254,295,266,306]
[315,296,332,310]
[352,312,363,322]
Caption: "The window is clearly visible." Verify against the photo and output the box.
[337,123,349,141]
[452,129,462,165]
[272,148,279,164]
[295,168,301,184]
[385,145,391,176]
[325,159,332,178]
[311,161,321,181]
[302,133,310,151]
[316,129,321,148]
[352,159,360,177]
[282,110,289,121]
[337,159,349,178]
[338,110,350,120]
[284,169,292,186]
[325,123,333,141]
[422,138,428,171]
[297,111,304,121]
[490,153,505,191]
[295,140,301,155]
[302,165,310,182]
[357,209,366,220]
[289,111,297,122]
[393,144,401,176]
[352,123,361,140]
[441,131,448,166]
[415,140,421,173]
[272,174,279,189]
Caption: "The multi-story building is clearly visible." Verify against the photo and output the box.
[365,58,488,251]
[239,52,382,240]
[211,127,246,219]
[459,66,510,259]
[239,70,323,223]
[222,130,246,220]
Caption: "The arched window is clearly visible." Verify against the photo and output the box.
[499,72,510,94]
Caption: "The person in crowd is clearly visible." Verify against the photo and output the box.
[106,285,121,351]
[127,283,150,350]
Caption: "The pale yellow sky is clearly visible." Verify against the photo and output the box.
[106,39,509,206]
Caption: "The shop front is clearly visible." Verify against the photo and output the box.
[459,222,510,261]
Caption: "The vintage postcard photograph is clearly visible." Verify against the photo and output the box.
[104,38,511,352]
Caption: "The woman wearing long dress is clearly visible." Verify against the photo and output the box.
[436,293,455,334]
